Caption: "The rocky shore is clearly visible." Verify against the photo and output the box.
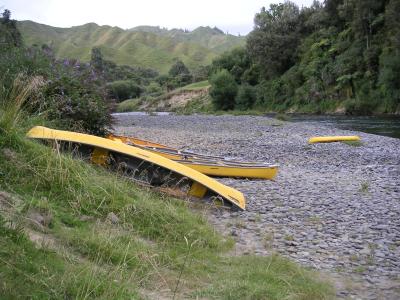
[113,114,400,299]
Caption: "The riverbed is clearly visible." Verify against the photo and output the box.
[113,114,400,299]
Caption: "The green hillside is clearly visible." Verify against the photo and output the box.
[17,21,245,73]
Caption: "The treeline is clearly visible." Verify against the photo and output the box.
[91,47,208,104]
[208,0,400,114]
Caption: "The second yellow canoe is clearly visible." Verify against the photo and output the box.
[109,134,278,180]
[308,136,361,144]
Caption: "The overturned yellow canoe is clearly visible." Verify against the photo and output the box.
[109,134,278,180]
[308,136,361,144]
[27,126,245,210]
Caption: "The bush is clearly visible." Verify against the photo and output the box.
[209,69,238,110]
[0,43,112,136]
[378,50,400,112]
[235,84,256,110]
[344,99,375,115]
[145,81,163,96]
[45,74,111,136]
[168,60,192,87]
[107,80,142,102]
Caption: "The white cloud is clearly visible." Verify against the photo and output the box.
[1,0,316,35]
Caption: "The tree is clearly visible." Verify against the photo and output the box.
[169,60,190,77]
[235,84,256,110]
[168,59,192,86]
[324,0,345,27]
[1,9,11,24]
[192,65,210,82]
[90,47,104,72]
[211,48,250,83]
[107,80,143,102]
[351,0,386,49]
[209,69,238,110]
[0,9,22,47]
[247,2,302,80]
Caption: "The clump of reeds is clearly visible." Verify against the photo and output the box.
[0,74,45,133]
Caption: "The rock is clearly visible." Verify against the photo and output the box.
[26,209,53,229]
[106,212,119,224]
[2,148,17,161]
[0,191,14,210]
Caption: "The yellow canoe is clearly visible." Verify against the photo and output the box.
[27,126,245,210]
[109,134,278,180]
[177,159,278,179]
[308,136,361,144]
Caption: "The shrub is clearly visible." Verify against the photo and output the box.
[209,69,238,110]
[235,84,256,110]
[44,67,112,135]
[145,81,163,96]
[168,60,192,87]
[107,80,142,102]
[344,99,375,115]
[378,50,400,112]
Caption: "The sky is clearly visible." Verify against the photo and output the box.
[1,0,316,35]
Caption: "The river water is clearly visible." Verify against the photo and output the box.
[112,112,400,139]
[281,114,400,139]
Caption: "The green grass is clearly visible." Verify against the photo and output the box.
[0,77,334,299]
[177,80,210,91]
[194,255,334,300]
[359,182,370,194]
[174,93,213,115]
[118,82,212,113]
[116,98,142,112]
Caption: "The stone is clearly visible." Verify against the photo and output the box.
[26,209,53,229]
[106,212,120,224]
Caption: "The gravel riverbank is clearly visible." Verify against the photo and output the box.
[113,114,400,299]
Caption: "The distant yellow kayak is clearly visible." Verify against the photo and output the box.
[308,136,361,144]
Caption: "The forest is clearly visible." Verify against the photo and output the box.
[209,0,400,115]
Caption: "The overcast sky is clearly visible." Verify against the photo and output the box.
[1,0,316,35]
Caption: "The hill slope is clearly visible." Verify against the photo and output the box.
[17,21,245,73]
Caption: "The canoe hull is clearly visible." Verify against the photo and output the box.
[27,126,246,210]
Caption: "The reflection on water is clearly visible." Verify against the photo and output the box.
[284,114,400,139]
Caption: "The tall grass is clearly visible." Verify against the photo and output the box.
[0,74,44,134]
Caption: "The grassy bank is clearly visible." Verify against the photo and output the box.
[0,82,334,299]
[115,81,378,116]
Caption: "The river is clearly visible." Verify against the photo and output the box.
[281,114,400,139]
[112,112,400,139]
